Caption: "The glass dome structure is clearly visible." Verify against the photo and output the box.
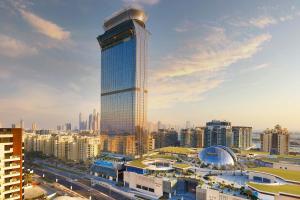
[199,145,237,169]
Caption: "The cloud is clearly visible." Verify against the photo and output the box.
[249,16,277,28]
[0,68,12,80]
[175,20,197,33]
[149,28,272,109]
[122,0,159,6]
[279,15,294,22]
[251,63,270,71]
[19,9,70,40]
[0,34,37,57]
[156,32,271,79]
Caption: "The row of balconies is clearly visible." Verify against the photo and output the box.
[3,185,20,195]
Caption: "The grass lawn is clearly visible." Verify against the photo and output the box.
[248,182,300,196]
[249,167,300,182]
[157,147,197,155]
[173,163,191,169]
[126,159,147,168]
[148,154,177,160]
[240,150,269,155]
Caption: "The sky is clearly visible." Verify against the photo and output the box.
[0,0,300,131]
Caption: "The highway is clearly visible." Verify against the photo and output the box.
[32,167,131,200]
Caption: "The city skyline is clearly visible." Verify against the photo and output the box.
[1,0,300,131]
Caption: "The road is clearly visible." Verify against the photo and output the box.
[32,167,131,200]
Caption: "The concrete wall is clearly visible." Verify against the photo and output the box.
[248,171,277,183]
[124,171,163,198]
[196,187,247,200]
[273,162,300,171]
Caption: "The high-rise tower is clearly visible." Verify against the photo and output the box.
[97,8,149,155]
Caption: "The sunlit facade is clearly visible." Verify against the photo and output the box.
[97,8,149,155]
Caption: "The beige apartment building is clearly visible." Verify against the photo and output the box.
[260,125,289,155]
[23,132,101,163]
[0,128,24,200]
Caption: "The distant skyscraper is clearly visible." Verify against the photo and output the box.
[98,8,149,155]
[65,123,72,131]
[20,119,24,129]
[157,121,162,130]
[88,114,93,130]
[261,125,289,155]
[79,112,82,130]
[186,121,191,129]
[204,120,232,147]
[96,112,100,131]
[32,122,37,131]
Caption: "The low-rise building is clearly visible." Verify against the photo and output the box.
[196,186,248,200]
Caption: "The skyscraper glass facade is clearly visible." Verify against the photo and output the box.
[98,8,148,155]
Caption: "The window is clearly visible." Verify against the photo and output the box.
[136,184,141,189]
[149,188,154,192]
[142,186,148,191]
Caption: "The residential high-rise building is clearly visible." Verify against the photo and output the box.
[98,8,149,155]
[180,128,204,148]
[0,128,24,199]
[180,129,191,147]
[190,127,205,148]
[152,129,179,149]
[204,120,232,147]
[232,126,252,150]
[100,133,136,155]
[260,125,289,155]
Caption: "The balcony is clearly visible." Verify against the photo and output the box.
[4,163,20,170]
[4,148,13,154]
[3,178,20,187]
[3,171,20,178]
[4,155,20,162]
[3,186,20,195]
[0,134,13,138]
[6,195,20,200]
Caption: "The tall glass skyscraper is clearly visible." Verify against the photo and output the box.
[97,8,149,155]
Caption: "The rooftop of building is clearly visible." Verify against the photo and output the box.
[248,182,300,197]
[155,146,199,155]
[103,7,147,31]
[248,167,300,183]
[258,155,300,165]
[239,149,269,156]
[172,163,191,169]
